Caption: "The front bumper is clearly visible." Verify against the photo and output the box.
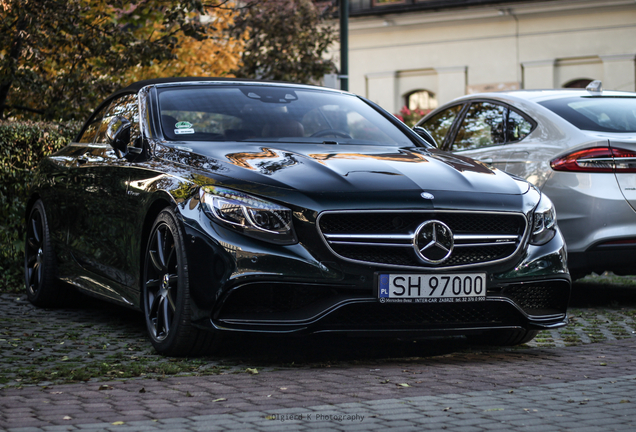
[181,209,570,337]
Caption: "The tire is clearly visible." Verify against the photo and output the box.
[24,199,63,307]
[142,208,216,356]
[468,329,539,346]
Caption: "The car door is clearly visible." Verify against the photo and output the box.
[65,93,141,300]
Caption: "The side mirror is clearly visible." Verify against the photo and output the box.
[106,116,131,157]
[413,126,438,148]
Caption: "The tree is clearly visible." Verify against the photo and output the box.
[127,5,244,81]
[0,0,242,121]
[231,0,337,84]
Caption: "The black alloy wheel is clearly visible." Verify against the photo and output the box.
[24,199,62,306]
[142,208,215,356]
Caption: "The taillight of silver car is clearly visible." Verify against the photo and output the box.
[550,147,636,172]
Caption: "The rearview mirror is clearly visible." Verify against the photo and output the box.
[413,126,437,148]
[106,116,131,157]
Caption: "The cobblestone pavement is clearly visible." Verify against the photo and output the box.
[2,276,636,431]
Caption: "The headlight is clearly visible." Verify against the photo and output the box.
[201,186,297,245]
[531,194,556,245]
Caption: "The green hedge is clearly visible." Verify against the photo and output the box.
[0,121,81,292]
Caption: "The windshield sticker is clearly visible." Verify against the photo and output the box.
[174,128,195,135]
[175,121,193,129]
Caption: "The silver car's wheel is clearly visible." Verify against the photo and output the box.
[142,208,216,356]
[24,200,62,306]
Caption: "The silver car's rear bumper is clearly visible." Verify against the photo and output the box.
[542,171,636,274]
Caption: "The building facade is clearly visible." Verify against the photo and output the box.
[333,0,636,114]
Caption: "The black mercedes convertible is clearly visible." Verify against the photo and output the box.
[24,78,570,355]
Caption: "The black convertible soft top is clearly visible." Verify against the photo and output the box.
[111,77,309,100]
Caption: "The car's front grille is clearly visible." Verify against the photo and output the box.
[219,283,337,317]
[500,282,570,316]
[318,211,527,269]
[319,302,522,329]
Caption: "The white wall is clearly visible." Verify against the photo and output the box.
[340,0,636,113]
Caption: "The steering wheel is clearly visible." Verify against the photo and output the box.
[310,129,352,139]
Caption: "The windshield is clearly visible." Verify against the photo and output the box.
[540,96,636,133]
[157,85,414,146]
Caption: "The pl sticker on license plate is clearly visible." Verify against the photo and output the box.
[378,273,486,304]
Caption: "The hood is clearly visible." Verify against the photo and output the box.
[158,142,530,196]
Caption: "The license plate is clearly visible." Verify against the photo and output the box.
[377,273,486,303]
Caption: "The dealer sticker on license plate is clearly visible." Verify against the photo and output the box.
[377,273,486,303]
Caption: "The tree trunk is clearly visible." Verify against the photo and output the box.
[0,17,27,120]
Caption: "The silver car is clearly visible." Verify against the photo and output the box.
[416,81,636,279]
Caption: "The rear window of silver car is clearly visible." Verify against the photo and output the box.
[157,85,414,146]
[540,96,636,133]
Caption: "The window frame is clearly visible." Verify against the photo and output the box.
[93,93,141,146]
[432,99,536,152]
[418,102,467,149]
[75,100,113,144]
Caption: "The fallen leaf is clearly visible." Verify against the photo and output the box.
[186,391,193,397]
[397,383,411,387]
[63,416,72,420]
[508,390,514,394]
[50,392,63,395]
[98,385,113,391]
[485,408,504,412]
[112,421,125,425]
[279,387,287,390]
[139,388,146,393]
[379,379,390,384]
[443,407,452,411]
[620,400,631,404]
[246,368,258,375]
[265,415,276,420]
[213,398,227,402]
[599,363,607,366]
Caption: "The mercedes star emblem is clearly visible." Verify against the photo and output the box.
[413,220,454,264]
